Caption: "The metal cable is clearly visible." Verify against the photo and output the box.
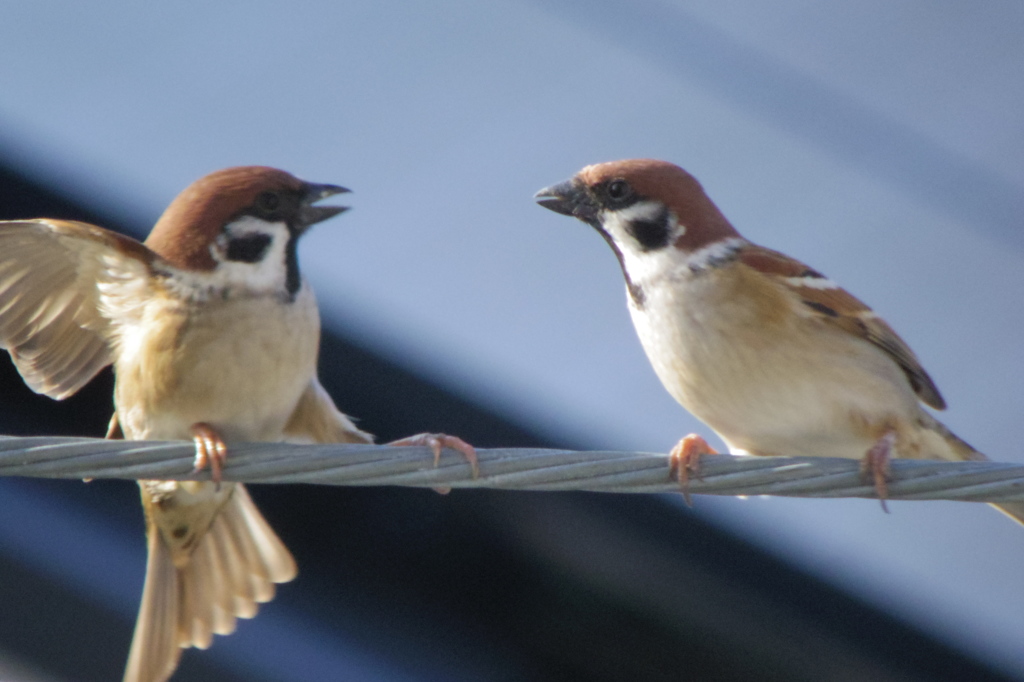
[2,435,1024,503]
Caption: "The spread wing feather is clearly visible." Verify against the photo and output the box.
[0,219,156,399]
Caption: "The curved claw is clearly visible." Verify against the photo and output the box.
[669,433,717,507]
[190,422,228,489]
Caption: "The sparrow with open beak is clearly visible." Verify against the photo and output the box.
[0,166,376,682]
[536,158,1024,525]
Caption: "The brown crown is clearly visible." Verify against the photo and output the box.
[145,166,305,270]
[577,159,741,251]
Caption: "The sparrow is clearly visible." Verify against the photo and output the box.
[535,158,1024,525]
[0,166,374,682]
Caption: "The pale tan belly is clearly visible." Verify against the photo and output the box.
[113,288,319,442]
[629,272,921,459]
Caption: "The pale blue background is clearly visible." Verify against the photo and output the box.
[1,1,1022,678]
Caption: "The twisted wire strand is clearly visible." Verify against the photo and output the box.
[2,435,1024,504]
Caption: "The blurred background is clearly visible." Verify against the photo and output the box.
[0,1,1022,680]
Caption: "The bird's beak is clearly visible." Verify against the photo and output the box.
[534,179,598,222]
[296,182,351,232]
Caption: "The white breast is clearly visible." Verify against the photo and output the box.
[112,282,320,442]
[628,267,920,459]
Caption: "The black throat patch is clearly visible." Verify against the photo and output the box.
[284,234,301,299]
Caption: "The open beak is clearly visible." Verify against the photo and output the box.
[297,182,351,231]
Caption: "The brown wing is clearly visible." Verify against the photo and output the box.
[0,219,155,399]
[737,245,946,409]
[283,378,374,444]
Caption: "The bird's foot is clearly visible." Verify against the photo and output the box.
[669,433,717,506]
[861,430,896,513]
[190,422,228,489]
[388,433,479,494]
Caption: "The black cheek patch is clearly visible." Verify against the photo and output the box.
[225,234,273,263]
[628,219,671,251]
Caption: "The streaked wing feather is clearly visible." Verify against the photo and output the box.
[13,316,110,400]
[738,244,946,409]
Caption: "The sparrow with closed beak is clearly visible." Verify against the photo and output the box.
[0,166,473,682]
[535,158,1024,525]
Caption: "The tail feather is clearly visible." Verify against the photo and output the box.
[916,411,987,462]
[208,517,252,621]
[919,412,1024,527]
[124,527,182,682]
[208,501,258,614]
[177,520,214,649]
[124,484,296,682]
[230,485,297,584]
[990,502,1024,527]
[201,529,236,634]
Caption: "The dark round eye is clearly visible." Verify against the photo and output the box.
[256,191,280,212]
[606,179,632,203]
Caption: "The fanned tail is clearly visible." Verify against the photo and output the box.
[123,485,296,682]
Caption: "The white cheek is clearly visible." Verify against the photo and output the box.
[600,200,677,243]
[209,217,291,293]
[215,247,286,291]
[601,202,685,284]
[609,200,672,227]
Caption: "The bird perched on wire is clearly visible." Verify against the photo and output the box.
[0,165,474,682]
[535,158,1024,525]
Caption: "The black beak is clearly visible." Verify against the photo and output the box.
[534,179,598,222]
[296,182,350,231]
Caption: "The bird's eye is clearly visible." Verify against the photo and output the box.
[606,179,633,203]
[256,191,280,212]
